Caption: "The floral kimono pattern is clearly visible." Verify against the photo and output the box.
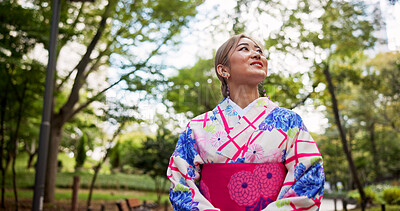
[167,97,324,211]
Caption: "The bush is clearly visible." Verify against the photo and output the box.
[347,186,379,204]
[383,187,400,205]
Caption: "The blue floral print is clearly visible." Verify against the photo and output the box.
[213,109,219,115]
[281,149,287,163]
[172,127,199,167]
[210,110,219,121]
[292,162,325,198]
[187,167,195,179]
[225,105,238,116]
[169,189,199,211]
[179,177,188,185]
[245,196,273,211]
[259,107,305,132]
[294,163,306,180]
[258,122,274,131]
[277,187,289,200]
[229,157,245,163]
[210,115,217,121]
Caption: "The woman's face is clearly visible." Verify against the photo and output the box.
[227,37,268,86]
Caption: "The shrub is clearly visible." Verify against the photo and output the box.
[383,187,400,205]
[347,186,379,204]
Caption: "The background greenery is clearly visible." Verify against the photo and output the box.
[1,0,399,210]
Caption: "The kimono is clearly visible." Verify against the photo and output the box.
[167,97,324,211]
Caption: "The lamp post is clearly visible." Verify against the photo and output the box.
[32,0,95,211]
[31,0,61,210]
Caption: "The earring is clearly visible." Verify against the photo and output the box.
[226,86,230,100]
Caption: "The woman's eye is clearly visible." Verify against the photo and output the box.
[257,49,263,54]
[239,47,248,51]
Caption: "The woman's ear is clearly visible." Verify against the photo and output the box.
[217,64,230,79]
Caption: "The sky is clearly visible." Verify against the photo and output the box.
[380,0,400,51]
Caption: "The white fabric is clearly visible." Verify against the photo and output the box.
[228,98,261,116]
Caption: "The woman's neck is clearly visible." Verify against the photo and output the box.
[229,84,259,109]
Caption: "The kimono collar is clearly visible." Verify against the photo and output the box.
[227,98,261,117]
[211,97,277,134]
[211,97,279,160]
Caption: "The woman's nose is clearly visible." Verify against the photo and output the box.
[251,50,261,59]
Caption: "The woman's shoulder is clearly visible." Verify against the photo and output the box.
[187,110,214,126]
[272,106,303,120]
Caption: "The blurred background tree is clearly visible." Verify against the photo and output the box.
[130,114,177,205]
[0,0,204,204]
[1,0,399,209]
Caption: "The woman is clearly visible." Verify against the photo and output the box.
[167,34,324,211]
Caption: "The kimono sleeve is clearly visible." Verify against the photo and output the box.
[264,113,324,211]
[166,125,220,211]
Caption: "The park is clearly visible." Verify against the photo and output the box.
[1,0,399,210]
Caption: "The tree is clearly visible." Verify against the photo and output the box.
[130,115,177,205]
[166,0,381,209]
[74,132,88,171]
[0,1,47,206]
[6,0,204,202]
[164,58,221,118]
[261,0,378,208]
[86,122,126,210]
[164,57,310,119]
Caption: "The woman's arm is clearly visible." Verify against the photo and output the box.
[167,125,220,211]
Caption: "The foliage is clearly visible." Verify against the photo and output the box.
[164,56,309,119]
[109,141,121,171]
[109,130,146,173]
[129,114,177,204]
[383,187,400,205]
[1,0,205,202]
[75,132,88,170]
[4,169,168,193]
[164,58,221,118]
[347,186,379,205]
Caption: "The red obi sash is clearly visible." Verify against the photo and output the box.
[199,163,286,211]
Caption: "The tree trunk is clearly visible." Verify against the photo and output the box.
[87,154,107,209]
[43,1,115,203]
[10,83,27,210]
[27,152,36,169]
[44,122,63,203]
[87,163,101,210]
[323,66,367,210]
[87,124,124,209]
[25,141,37,169]
[369,122,380,180]
[0,82,8,208]
[155,177,161,206]
[11,154,18,211]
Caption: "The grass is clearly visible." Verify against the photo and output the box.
[4,188,169,202]
[350,205,400,211]
[5,153,169,192]
[4,151,171,207]
[5,170,168,192]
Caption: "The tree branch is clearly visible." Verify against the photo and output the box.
[67,31,176,122]
[289,92,312,110]
[57,0,115,124]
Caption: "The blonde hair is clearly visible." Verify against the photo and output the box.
[214,34,263,98]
